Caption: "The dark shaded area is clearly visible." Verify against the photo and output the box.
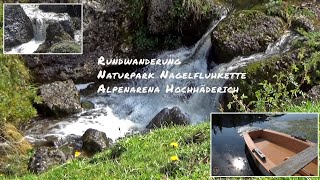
[39,5,81,18]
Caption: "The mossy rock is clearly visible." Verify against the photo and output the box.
[49,41,81,53]
[0,123,32,156]
[220,50,301,111]
[81,101,95,110]
[210,10,285,64]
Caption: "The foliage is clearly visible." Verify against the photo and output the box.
[253,72,305,112]
[14,122,210,179]
[265,0,287,18]
[0,55,40,125]
[126,0,215,51]
[227,29,320,112]
[0,153,30,177]
[174,0,215,21]
[132,27,159,51]
[0,123,33,177]
[264,0,317,27]
[228,72,305,112]
[0,3,40,125]
[295,30,320,85]
[285,101,320,112]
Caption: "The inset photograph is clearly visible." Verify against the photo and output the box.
[3,3,82,54]
[211,113,318,177]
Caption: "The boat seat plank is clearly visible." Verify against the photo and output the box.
[270,145,318,176]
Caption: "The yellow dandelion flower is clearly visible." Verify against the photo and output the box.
[170,142,178,148]
[74,151,81,157]
[170,155,179,162]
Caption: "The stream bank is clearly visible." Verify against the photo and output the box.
[1,0,320,177]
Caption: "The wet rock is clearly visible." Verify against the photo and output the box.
[44,134,83,150]
[210,10,285,63]
[46,22,73,43]
[59,19,75,37]
[81,101,95,110]
[36,22,74,53]
[37,80,82,116]
[28,147,66,174]
[81,129,112,154]
[291,15,315,32]
[146,107,191,129]
[4,5,33,49]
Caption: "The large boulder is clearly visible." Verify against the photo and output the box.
[4,5,33,50]
[81,129,112,154]
[37,80,82,116]
[46,22,73,42]
[210,10,285,64]
[35,21,80,53]
[28,147,66,174]
[146,107,191,129]
[59,19,75,38]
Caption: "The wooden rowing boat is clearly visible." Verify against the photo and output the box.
[243,129,318,176]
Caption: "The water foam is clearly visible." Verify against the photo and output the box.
[23,11,298,143]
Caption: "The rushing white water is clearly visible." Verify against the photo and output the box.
[74,30,82,43]
[6,4,71,54]
[33,17,46,41]
[7,40,43,54]
[23,10,299,144]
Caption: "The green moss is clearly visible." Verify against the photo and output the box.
[0,55,40,125]
[49,41,81,53]
[126,0,217,51]
[228,30,320,112]
[0,4,39,124]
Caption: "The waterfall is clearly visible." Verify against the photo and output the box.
[6,4,71,54]
[23,10,299,144]
[32,17,46,41]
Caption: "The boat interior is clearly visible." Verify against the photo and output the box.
[247,130,318,176]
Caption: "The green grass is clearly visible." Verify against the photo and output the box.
[285,101,320,112]
[4,122,210,179]
[0,3,40,125]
